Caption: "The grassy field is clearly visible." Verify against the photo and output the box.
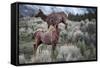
[19,17,96,64]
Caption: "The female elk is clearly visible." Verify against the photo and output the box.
[33,25,59,59]
[35,9,68,29]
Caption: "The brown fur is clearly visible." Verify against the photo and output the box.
[34,9,68,58]
[35,9,68,28]
[33,25,59,56]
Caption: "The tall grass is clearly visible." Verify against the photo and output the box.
[19,16,96,63]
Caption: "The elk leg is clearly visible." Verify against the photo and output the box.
[33,38,41,56]
[51,44,56,61]
[62,17,68,29]
[33,44,36,55]
[48,25,50,28]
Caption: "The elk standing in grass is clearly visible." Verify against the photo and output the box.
[34,9,68,60]
[33,25,60,60]
[35,9,68,28]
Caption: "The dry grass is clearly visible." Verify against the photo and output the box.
[19,17,96,64]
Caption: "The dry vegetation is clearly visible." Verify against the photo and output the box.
[19,16,96,64]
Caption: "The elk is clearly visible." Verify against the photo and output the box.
[33,25,60,59]
[35,9,68,29]
[33,9,68,60]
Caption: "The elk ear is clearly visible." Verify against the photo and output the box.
[35,9,41,17]
[35,9,47,21]
[38,9,44,15]
[38,9,41,11]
